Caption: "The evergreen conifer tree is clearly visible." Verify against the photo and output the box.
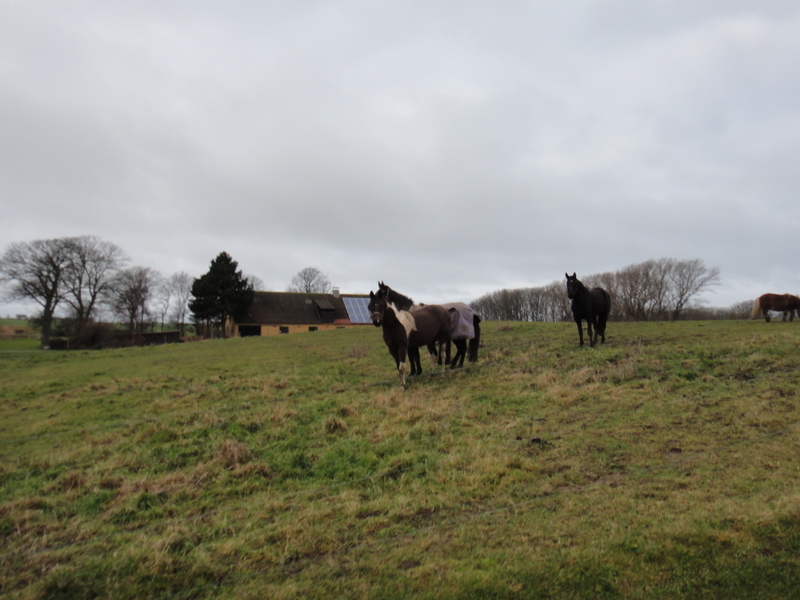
[189,252,254,337]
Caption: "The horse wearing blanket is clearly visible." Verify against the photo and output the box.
[377,282,481,368]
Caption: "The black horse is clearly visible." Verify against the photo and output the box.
[377,281,481,368]
[565,273,611,347]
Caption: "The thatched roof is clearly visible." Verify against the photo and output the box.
[237,292,351,325]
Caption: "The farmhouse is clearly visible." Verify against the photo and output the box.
[230,290,371,337]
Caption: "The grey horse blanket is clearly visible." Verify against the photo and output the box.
[440,302,477,340]
[411,301,477,339]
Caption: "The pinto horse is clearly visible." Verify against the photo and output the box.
[377,281,481,368]
[750,293,800,322]
[368,289,452,389]
[566,273,611,347]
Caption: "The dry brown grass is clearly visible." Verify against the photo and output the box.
[216,440,253,468]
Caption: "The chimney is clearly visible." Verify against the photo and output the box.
[332,287,340,298]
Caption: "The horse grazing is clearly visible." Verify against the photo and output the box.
[377,281,481,368]
[368,289,452,390]
[565,273,611,347]
[751,293,800,322]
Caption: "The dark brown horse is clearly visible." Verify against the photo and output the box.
[368,289,452,389]
[751,293,800,322]
[377,281,481,368]
[566,273,611,347]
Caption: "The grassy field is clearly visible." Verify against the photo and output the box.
[2,320,800,599]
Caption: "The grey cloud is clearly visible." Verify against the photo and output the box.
[2,1,800,318]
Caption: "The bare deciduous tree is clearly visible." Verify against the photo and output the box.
[0,238,72,348]
[0,236,129,346]
[244,274,264,291]
[152,273,173,331]
[167,272,193,335]
[62,236,128,334]
[668,259,720,320]
[287,267,332,293]
[110,267,161,335]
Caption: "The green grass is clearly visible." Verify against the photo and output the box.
[2,321,800,598]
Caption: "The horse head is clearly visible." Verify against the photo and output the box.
[565,272,580,299]
[368,291,387,328]
[377,281,414,311]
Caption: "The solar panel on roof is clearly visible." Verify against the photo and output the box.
[343,296,372,323]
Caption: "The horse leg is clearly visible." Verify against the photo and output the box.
[597,316,607,344]
[426,342,438,368]
[432,339,448,373]
[393,347,407,390]
[587,318,596,347]
[468,320,480,362]
[408,346,421,377]
[575,318,584,346]
[451,340,465,368]
[591,316,603,346]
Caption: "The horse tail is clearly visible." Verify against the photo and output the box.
[601,289,611,318]
[751,297,761,319]
[468,315,481,362]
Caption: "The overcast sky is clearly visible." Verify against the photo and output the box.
[2,1,799,316]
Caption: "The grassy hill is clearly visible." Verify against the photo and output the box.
[2,320,800,599]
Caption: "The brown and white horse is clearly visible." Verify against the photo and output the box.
[368,289,451,390]
[377,282,482,368]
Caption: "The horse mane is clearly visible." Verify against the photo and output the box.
[377,281,414,311]
[751,297,761,318]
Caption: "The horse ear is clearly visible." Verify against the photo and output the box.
[572,272,576,278]
[370,291,374,299]
[565,273,569,278]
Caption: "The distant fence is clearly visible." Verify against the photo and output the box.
[49,330,183,350]
[0,326,37,340]
[137,331,182,345]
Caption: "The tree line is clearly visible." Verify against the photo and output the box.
[1,236,738,348]
[0,235,340,348]
[0,236,200,348]
[470,258,735,322]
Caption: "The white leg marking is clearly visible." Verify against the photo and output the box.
[399,361,407,389]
